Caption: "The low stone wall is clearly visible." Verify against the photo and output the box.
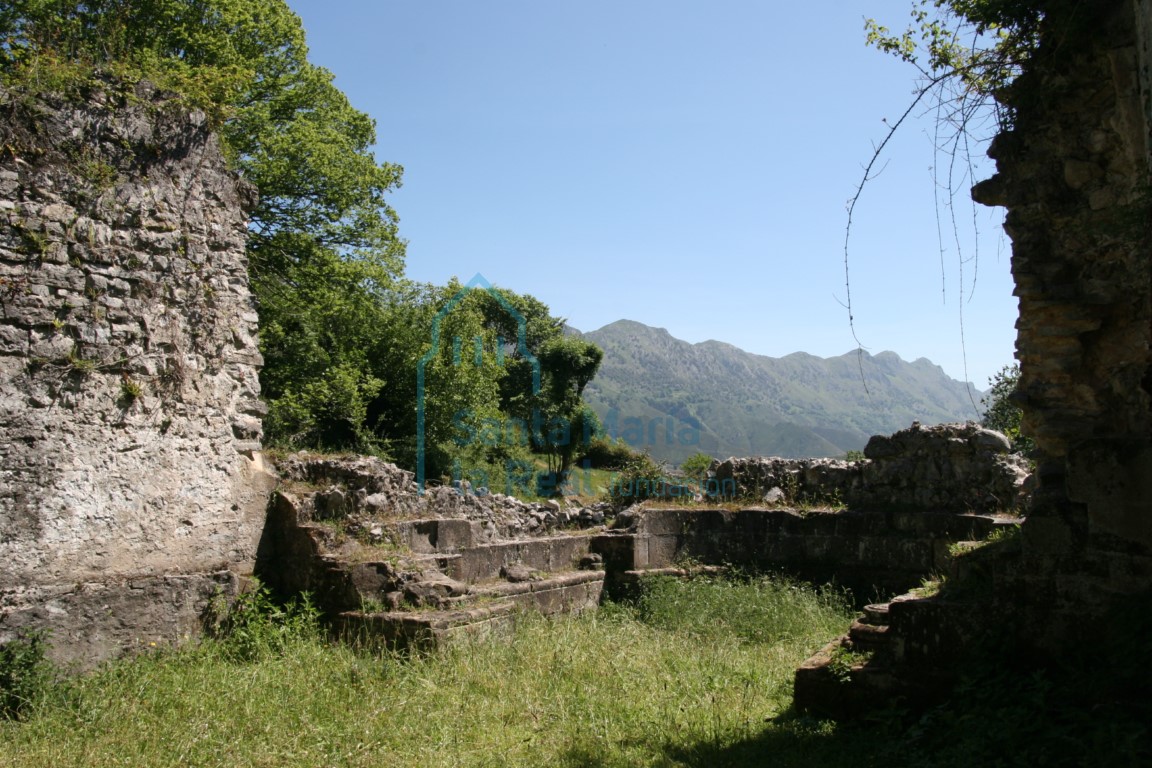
[596,507,1010,601]
[711,422,1030,513]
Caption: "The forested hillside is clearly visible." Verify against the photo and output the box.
[577,320,981,463]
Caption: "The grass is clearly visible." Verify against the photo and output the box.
[1,577,1148,768]
[0,577,850,768]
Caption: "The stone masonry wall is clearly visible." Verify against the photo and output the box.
[971,0,1152,639]
[0,82,275,665]
[712,422,1030,513]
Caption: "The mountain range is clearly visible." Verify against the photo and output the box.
[571,320,984,464]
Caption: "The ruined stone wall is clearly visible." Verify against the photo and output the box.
[600,506,1005,601]
[712,422,1030,513]
[969,0,1152,639]
[0,82,275,665]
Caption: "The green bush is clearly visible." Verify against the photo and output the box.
[605,451,669,508]
[679,451,714,480]
[981,363,1035,455]
[265,363,383,452]
[0,630,55,721]
[579,435,640,470]
[206,585,321,662]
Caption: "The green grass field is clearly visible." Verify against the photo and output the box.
[1,576,1148,768]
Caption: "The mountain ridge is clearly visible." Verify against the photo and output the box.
[570,319,983,464]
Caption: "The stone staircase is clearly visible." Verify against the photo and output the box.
[257,454,1025,667]
[333,532,607,651]
[793,533,1015,719]
[255,455,610,651]
[793,600,905,719]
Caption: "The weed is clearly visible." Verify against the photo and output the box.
[17,226,48,257]
[118,376,142,404]
[358,597,390,614]
[948,524,1022,559]
[0,630,55,721]
[204,584,321,663]
[75,158,117,190]
[827,644,873,683]
[911,576,945,597]
[66,348,96,376]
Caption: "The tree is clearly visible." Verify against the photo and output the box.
[981,363,1033,454]
[0,3,609,481]
[535,336,604,483]
[845,1,1045,366]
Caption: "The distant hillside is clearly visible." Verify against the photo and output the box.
[573,320,983,464]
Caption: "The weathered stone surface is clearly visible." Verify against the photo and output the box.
[605,506,1000,600]
[0,83,274,666]
[276,453,606,540]
[972,0,1152,638]
[713,422,1029,513]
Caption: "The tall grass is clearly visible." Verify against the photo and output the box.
[0,576,850,768]
[2,577,1147,767]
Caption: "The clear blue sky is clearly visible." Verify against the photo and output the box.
[285,0,1018,388]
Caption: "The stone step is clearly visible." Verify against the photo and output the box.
[793,637,904,719]
[465,570,604,615]
[847,618,892,654]
[439,534,597,584]
[335,601,520,652]
[335,568,606,651]
[861,602,891,625]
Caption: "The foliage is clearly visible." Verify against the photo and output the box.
[205,584,321,663]
[0,630,54,721]
[865,0,1041,106]
[980,363,1033,454]
[534,336,604,480]
[827,645,873,684]
[578,435,640,471]
[679,451,714,481]
[605,450,670,508]
[0,0,407,457]
[265,362,383,452]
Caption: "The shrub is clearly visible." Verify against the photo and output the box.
[579,436,639,470]
[678,451,714,481]
[206,585,321,662]
[0,630,55,721]
[605,452,674,508]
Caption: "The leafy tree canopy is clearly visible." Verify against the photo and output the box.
[981,363,1033,454]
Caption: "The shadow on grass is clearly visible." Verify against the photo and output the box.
[553,710,895,768]
[662,709,893,768]
[661,657,1152,768]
